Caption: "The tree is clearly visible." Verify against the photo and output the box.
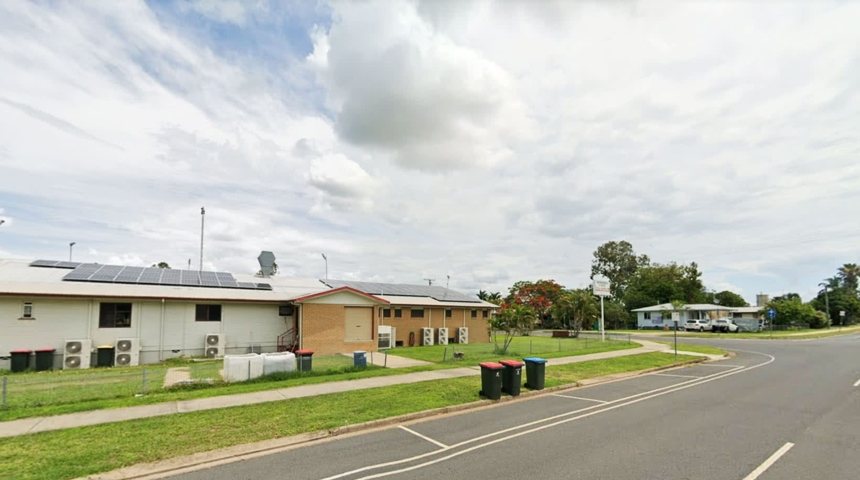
[714,290,748,307]
[764,297,820,327]
[551,289,599,337]
[477,290,502,305]
[838,263,860,292]
[151,262,170,269]
[505,280,564,325]
[489,304,536,354]
[622,262,706,311]
[591,240,650,299]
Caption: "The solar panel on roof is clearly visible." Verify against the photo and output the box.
[322,279,482,303]
[180,270,200,286]
[61,263,270,290]
[30,259,82,269]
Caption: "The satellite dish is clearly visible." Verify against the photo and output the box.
[258,251,276,277]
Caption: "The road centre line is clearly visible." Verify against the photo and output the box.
[742,442,795,480]
[398,426,448,449]
[651,373,700,379]
[551,394,608,403]
[853,378,860,387]
[318,358,769,480]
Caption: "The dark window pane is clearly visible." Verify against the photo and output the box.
[383,308,391,318]
[471,309,477,318]
[196,304,221,322]
[394,309,402,318]
[411,308,424,318]
[445,309,452,318]
[100,302,132,328]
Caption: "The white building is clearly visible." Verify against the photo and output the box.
[632,303,734,328]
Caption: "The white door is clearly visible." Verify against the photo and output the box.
[344,307,372,342]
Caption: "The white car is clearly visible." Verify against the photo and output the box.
[684,319,711,332]
[712,318,739,333]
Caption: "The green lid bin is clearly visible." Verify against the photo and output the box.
[10,349,32,373]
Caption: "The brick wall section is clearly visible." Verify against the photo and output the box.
[379,306,491,346]
[301,303,376,355]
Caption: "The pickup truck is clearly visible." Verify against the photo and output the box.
[711,318,739,333]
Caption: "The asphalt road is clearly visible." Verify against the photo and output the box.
[171,334,860,480]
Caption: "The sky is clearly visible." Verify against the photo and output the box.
[0,0,858,303]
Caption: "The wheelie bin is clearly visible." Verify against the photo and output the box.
[523,357,547,390]
[353,350,367,368]
[296,349,314,372]
[10,349,32,372]
[499,359,524,396]
[479,361,504,400]
[34,347,56,371]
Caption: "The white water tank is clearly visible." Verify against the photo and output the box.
[261,351,297,375]
[223,353,265,382]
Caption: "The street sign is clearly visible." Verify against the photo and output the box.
[592,276,611,297]
[839,310,846,317]
[767,308,776,320]
[671,312,680,323]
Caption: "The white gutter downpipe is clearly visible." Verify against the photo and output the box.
[159,298,165,361]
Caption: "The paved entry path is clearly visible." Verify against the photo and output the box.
[345,351,432,368]
[162,367,192,388]
[0,340,713,438]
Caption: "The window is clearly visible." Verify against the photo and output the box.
[644,312,651,320]
[482,310,488,318]
[445,309,452,318]
[383,308,391,318]
[22,302,33,319]
[410,308,424,318]
[471,309,477,318]
[99,303,132,328]
[394,308,402,318]
[196,304,222,322]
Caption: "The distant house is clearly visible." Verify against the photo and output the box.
[633,302,766,331]
[632,303,733,328]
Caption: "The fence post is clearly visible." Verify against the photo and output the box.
[141,368,147,395]
[558,339,561,352]
[1,376,6,409]
[384,351,388,368]
[442,347,448,362]
[530,339,533,354]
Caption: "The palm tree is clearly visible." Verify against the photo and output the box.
[838,264,859,291]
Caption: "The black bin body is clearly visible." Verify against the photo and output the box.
[96,346,115,367]
[479,362,504,400]
[524,357,547,390]
[35,348,56,371]
[500,360,524,396]
[296,349,314,372]
[10,350,32,373]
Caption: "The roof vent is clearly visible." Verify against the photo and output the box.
[257,251,276,277]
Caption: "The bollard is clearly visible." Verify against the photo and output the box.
[384,351,388,368]
[442,347,448,362]
[141,368,147,395]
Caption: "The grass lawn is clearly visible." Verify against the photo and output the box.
[0,356,416,421]
[391,336,638,364]
[0,352,698,480]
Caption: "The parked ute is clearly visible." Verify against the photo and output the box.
[684,319,711,332]
[712,318,739,333]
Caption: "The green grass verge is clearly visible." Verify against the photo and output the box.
[0,352,697,480]
[663,325,860,340]
[391,336,638,364]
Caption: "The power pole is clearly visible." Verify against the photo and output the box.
[199,207,205,272]
[424,278,435,286]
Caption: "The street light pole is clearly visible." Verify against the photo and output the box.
[321,253,328,280]
[69,242,76,261]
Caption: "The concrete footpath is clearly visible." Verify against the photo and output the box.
[0,339,712,438]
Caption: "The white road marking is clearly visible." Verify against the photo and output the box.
[853,378,860,387]
[551,394,608,404]
[742,442,795,480]
[698,364,743,368]
[398,426,448,448]
[652,373,700,379]
[318,353,773,480]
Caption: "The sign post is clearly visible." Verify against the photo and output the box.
[767,308,776,338]
[592,276,611,342]
[839,310,846,327]
[671,312,680,358]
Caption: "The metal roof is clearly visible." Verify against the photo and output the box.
[322,279,488,304]
[377,295,497,308]
[632,303,734,312]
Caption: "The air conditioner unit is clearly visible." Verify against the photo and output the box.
[378,325,396,349]
[437,327,449,345]
[205,333,225,358]
[457,327,469,344]
[115,338,140,366]
[421,327,434,346]
[64,339,92,369]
